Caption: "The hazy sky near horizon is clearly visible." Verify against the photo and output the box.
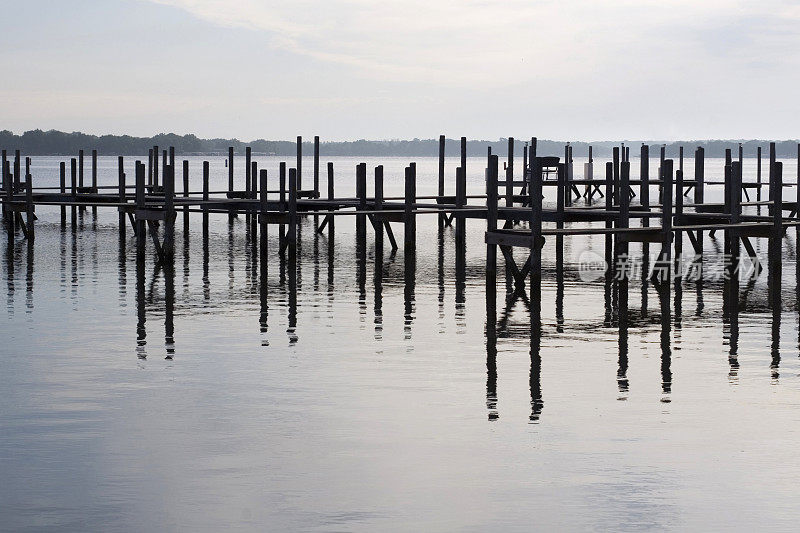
[2,0,800,141]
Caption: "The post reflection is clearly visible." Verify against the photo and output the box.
[658,283,672,401]
[486,277,498,420]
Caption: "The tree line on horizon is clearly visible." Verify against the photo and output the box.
[1,129,798,158]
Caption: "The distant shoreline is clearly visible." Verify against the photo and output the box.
[2,129,798,158]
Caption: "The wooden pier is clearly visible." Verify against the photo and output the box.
[3,137,800,346]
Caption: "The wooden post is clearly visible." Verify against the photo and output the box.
[723,158,732,257]
[296,136,303,193]
[674,167,683,276]
[314,136,320,198]
[279,162,286,253]
[641,144,650,222]
[769,142,776,218]
[153,145,159,188]
[1,150,6,220]
[202,161,209,231]
[356,162,367,243]
[604,161,613,277]
[3,160,11,237]
[260,168,268,258]
[79,149,84,189]
[228,146,234,194]
[404,164,416,250]
[327,162,334,200]
[60,161,67,227]
[455,164,466,245]
[556,161,565,229]
[183,159,190,233]
[245,146,252,201]
[694,146,704,205]
[757,146,762,203]
[70,158,77,226]
[227,146,234,221]
[25,168,33,240]
[730,161,742,281]
[658,159,674,283]
[486,151,498,279]
[612,146,620,205]
[530,137,542,319]
[91,149,98,216]
[437,135,445,206]
[618,161,631,308]
[460,137,467,191]
[164,163,175,259]
[118,156,126,238]
[13,150,20,192]
[374,164,386,254]
[135,161,146,254]
[288,168,298,245]
[506,137,514,208]
[147,149,153,187]
[769,159,782,309]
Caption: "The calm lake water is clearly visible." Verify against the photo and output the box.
[3,155,800,531]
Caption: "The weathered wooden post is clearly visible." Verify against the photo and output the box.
[135,161,146,254]
[182,160,190,233]
[25,168,33,240]
[314,136,320,199]
[164,163,175,259]
[618,160,631,325]
[375,165,384,252]
[612,146,620,205]
[1,150,6,221]
[279,162,287,254]
[13,150,20,192]
[723,157,732,257]
[404,164,416,250]
[356,162,367,243]
[4,160,12,237]
[244,147,251,224]
[70,158,77,226]
[605,161,614,277]
[438,135,445,226]
[78,149,84,189]
[674,167,684,278]
[296,136,303,193]
[657,159,674,284]
[506,137,514,208]
[529,137,542,319]
[288,168,298,246]
[757,146,762,203]
[486,150,498,281]
[228,146,234,221]
[460,136,467,191]
[91,149,98,217]
[769,156,782,309]
[456,164,466,245]
[153,145,159,188]
[729,161,742,283]
[118,156,126,239]
[60,161,67,227]
[147,149,153,187]
[260,168,268,259]
[202,161,209,232]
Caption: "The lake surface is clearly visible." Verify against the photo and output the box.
[3,155,800,531]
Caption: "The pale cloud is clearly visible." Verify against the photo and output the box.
[146,0,800,88]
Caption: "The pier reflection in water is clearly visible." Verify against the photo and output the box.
[4,156,800,531]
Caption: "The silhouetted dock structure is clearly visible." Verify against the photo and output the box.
[5,136,800,418]
[3,137,799,341]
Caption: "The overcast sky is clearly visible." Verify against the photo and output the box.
[2,0,799,141]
